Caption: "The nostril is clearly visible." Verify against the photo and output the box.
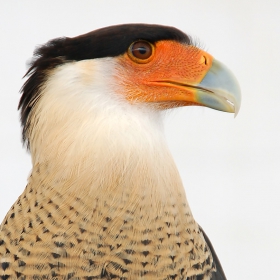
[199,55,208,66]
[201,55,208,65]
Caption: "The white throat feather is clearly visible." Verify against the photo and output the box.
[27,58,188,212]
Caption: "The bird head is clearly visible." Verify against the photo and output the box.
[18,24,241,161]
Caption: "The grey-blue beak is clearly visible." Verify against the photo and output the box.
[196,59,241,116]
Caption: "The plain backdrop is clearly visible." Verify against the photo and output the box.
[0,1,279,279]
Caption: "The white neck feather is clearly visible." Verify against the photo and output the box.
[28,58,188,214]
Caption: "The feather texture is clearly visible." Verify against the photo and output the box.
[1,58,217,279]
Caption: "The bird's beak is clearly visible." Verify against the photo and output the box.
[150,58,241,116]
[194,58,241,116]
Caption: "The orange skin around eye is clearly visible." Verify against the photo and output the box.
[115,40,213,108]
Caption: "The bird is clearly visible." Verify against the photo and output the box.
[0,24,241,280]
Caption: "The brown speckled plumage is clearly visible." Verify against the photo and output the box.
[0,164,214,279]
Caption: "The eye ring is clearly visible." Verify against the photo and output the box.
[128,41,154,63]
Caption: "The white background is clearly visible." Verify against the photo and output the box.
[0,1,279,279]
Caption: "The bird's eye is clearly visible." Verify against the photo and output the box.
[128,41,154,63]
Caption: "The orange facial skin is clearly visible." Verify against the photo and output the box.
[116,40,213,107]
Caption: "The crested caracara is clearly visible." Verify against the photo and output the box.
[0,24,240,280]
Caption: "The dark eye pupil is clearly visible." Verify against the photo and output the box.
[138,47,147,54]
